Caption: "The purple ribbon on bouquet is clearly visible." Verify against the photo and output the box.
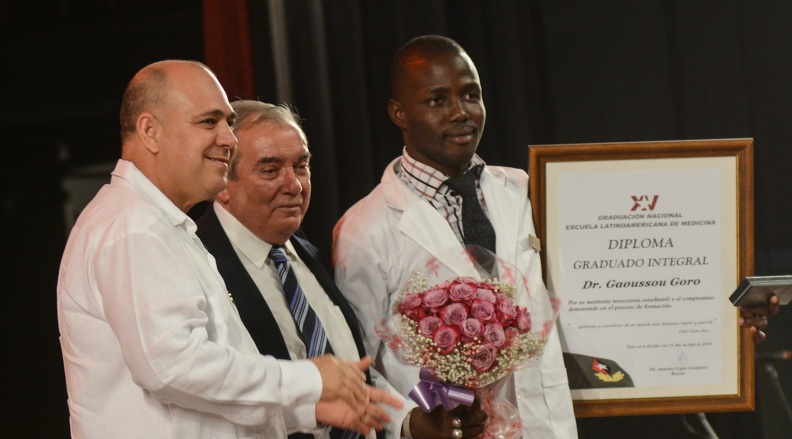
[409,369,475,412]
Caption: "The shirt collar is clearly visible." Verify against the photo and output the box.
[212,201,298,268]
[112,159,197,233]
[399,147,487,196]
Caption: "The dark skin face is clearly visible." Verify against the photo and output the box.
[388,51,486,178]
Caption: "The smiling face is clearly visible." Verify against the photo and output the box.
[221,120,311,245]
[152,63,237,211]
[389,50,486,177]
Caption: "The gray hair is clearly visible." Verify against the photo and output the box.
[227,100,307,181]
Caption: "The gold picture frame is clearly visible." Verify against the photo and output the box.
[528,138,754,417]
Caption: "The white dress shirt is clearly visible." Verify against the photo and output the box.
[57,160,322,438]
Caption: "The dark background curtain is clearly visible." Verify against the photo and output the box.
[2,0,791,437]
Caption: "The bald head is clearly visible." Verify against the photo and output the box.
[119,60,212,143]
[117,60,236,212]
[390,35,467,100]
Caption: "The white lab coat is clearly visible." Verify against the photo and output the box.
[333,158,578,439]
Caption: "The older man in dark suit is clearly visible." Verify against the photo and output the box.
[197,100,485,439]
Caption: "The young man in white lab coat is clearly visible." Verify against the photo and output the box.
[333,35,578,439]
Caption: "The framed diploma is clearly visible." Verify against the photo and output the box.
[528,138,754,417]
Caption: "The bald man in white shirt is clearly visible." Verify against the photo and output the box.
[57,60,375,438]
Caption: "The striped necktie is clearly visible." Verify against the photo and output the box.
[268,245,333,357]
[269,245,359,439]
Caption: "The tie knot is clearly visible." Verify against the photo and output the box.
[268,245,288,264]
[444,171,478,199]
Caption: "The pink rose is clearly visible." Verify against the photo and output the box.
[407,307,429,322]
[399,293,428,321]
[418,316,442,337]
[470,299,496,322]
[401,306,429,322]
[517,307,532,333]
[398,293,427,321]
[476,287,497,302]
[471,343,499,372]
[449,280,477,303]
[433,325,460,355]
[484,322,507,347]
[422,287,449,310]
[497,297,517,325]
[439,302,468,325]
[459,318,483,342]
[434,280,452,289]
[399,293,422,310]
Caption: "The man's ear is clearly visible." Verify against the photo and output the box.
[217,188,230,205]
[387,98,407,130]
[137,112,161,154]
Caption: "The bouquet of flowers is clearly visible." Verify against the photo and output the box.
[377,246,560,438]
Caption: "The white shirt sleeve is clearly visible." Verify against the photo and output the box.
[279,359,323,432]
[93,230,320,426]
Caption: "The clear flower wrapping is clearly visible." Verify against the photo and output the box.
[376,246,560,438]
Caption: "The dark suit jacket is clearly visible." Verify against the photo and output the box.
[196,205,375,439]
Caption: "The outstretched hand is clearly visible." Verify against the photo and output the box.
[316,384,404,435]
[739,294,779,342]
[311,355,371,408]
[407,399,488,439]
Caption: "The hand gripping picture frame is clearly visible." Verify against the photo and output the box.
[528,138,754,417]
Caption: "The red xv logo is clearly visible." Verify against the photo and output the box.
[631,195,659,211]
